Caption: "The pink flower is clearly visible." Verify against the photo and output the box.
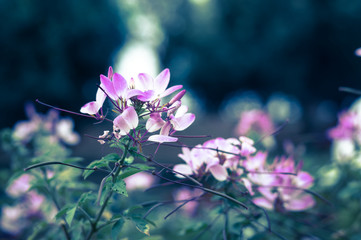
[148,105,195,143]
[327,111,357,140]
[113,106,139,137]
[7,174,33,197]
[124,172,155,190]
[99,70,142,102]
[236,110,274,136]
[249,155,315,211]
[135,68,183,102]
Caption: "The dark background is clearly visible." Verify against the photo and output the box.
[1,0,361,135]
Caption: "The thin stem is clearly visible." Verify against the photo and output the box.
[339,86,361,95]
[24,161,111,174]
[131,150,202,186]
[40,169,71,240]
[78,206,94,226]
[86,141,131,240]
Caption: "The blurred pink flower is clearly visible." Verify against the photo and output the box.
[173,188,203,216]
[124,172,155,190]
[236,109,274,136]
[7,174,33,197]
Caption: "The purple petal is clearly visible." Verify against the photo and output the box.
[112,73,127,99]
[170,113,195,131]
[122,106,139,129]
[252,197,274,210]
[154,68,170,93]
[137,90,155,102]
[148,135,178,143]
[95,87,106,107]
[113,114,131,135]
[209,164,228,181]
[107,66,113,79]
[80,101,99,115]
[160,121,172,136]
[159,85,183,98]
[285,194,315,211]
[100,75,117,100]
[173,164,193,177]
[146,113,165,132]
[137,73,154,91]
[126,89,143,99]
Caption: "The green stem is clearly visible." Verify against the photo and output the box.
[41,169,71,240]
[85,141,130,240]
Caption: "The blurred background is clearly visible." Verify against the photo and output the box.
[1,0,361,157]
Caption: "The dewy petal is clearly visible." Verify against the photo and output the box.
[154,68,170,94]
[173,164,193,177]
[209,164,228,181]
[122,106,139,129]
[100,75,117,100]
[112,73,127,98]
[159,85,183,99]
[146,113,165,132]
[80,101,99,115]
[148,135,178,143]
[137,73,154,91]
[170,113,195,131]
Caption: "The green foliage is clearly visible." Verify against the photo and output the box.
[119,164,154,180]
[112,217,125,240]
[113,176,128,197]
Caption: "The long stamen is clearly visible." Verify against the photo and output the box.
[36,99,94,119]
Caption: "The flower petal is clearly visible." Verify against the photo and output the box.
[173,164,193,177]
[146,113,165,132]
[253,197,274,210]
[112,73,127,99]
[137,73,154,91]
[170,113,195,131]
[154,68,170,94]
[159,85,183,99]
[148,135,178,143]
[284,194,315,211]
[100,75,117,100]
[80,101,99,115]
[122,106,139,129]
[137,90,155,102]
[113,114,131,135]
[209,164,228,181]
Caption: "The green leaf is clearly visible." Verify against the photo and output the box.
[65,205,77,226]
[78,191,94,206]
[111,218,125,240]
[112,177,128,197]
[102,153,120,162]
[119,164,154,180]
[99,177,112,206]
[132,217,150,236]
[129,149,147,162]
[124,155,134,164]
[83,160,109,179]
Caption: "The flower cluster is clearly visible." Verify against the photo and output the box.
[174,136,315,212]
[80,67,195,145]
[13,103,80,145]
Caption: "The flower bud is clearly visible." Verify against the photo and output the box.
[168,90,186,106]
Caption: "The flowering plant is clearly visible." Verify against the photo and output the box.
[1,67,322,239]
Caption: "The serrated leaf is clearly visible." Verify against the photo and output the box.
[55,205,72,221]
[111,218,125,240]
[112,177,128,197]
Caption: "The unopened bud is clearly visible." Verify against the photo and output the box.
[168,90,186,106]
